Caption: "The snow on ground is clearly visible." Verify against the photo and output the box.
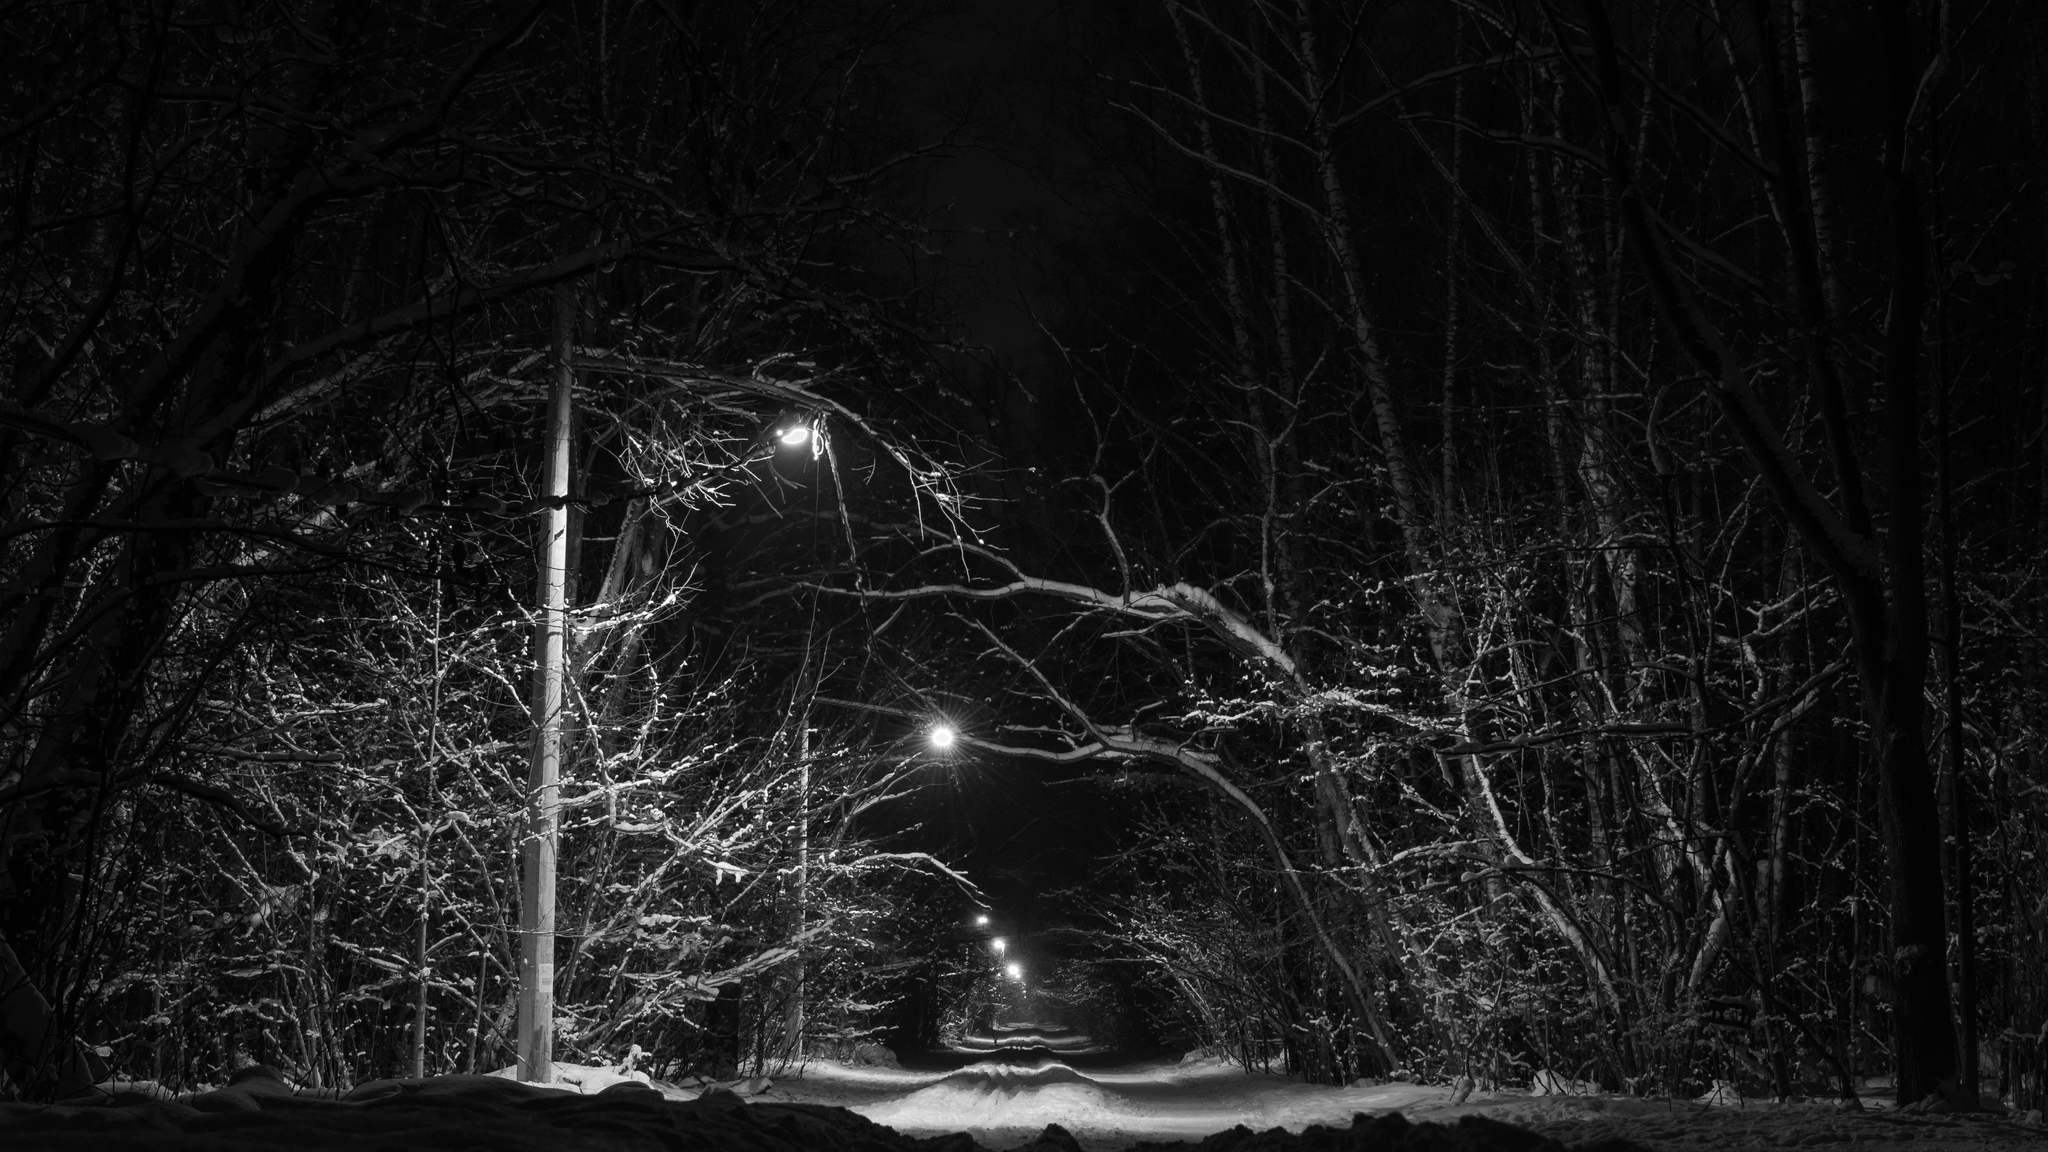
[949,1028,1110,1056]
[17,1026,2046,1151]
[481,1060,656,1094]
[759,1031,2048,1152]
[772,1040,1469,1149]
[1405,1091,2046,1152]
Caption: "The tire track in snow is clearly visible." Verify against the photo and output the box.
[856,1058,1131,1132]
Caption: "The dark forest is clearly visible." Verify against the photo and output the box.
[2,0,2045,1142]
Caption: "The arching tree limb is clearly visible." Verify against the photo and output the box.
[955,622,1401,1069]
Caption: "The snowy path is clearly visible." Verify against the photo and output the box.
[845,1054,1437,1146]
[765,1027,2048,1151]
[772,1027,1449,1149]
[13,1037,2041,1151]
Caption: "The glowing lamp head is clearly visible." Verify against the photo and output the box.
[928,723,956,750]
[974,913,989,926]
[1005,962,1023,980]
[992,937,1006,954]
[778,423,812,447]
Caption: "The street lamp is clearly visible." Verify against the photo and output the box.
[973,913,989,926]
[991,937,1006,955]
[928,723,956,750]
[1005,962,1023,981]
[778,423,812,447]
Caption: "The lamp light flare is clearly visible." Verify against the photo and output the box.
[928,723,956,749]
[973,913,989,926]
[991,937,1006,954]
[1005,962,1022,980]
[778,424,811,447]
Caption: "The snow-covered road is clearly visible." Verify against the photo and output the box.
[764,1025,2048,1152]
[773,1026,1445,1149]
[20,1032,2038,1152]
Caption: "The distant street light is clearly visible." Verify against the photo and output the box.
[991,937,1006,955]
[928,723,956,750]
[779,423,812,447]
[1005,962,1023,981]
[974,913,989,926]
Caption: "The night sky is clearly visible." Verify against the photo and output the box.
[849,0,1145,958]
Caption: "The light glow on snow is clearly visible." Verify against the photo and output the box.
[765,1030,1971,1150]
[786,1039,1440,1147]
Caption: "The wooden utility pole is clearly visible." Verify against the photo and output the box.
[518,283,575,1082]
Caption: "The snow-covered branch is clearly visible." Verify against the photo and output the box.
[824,575,1298,681]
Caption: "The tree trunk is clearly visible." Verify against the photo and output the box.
[1572,0,1956,1104]
[1869,0,1953,1105]
[0,938,100,1100]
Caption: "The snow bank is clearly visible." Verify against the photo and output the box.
[1426,1088,2048,1152]
[483,1060,653,1095]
